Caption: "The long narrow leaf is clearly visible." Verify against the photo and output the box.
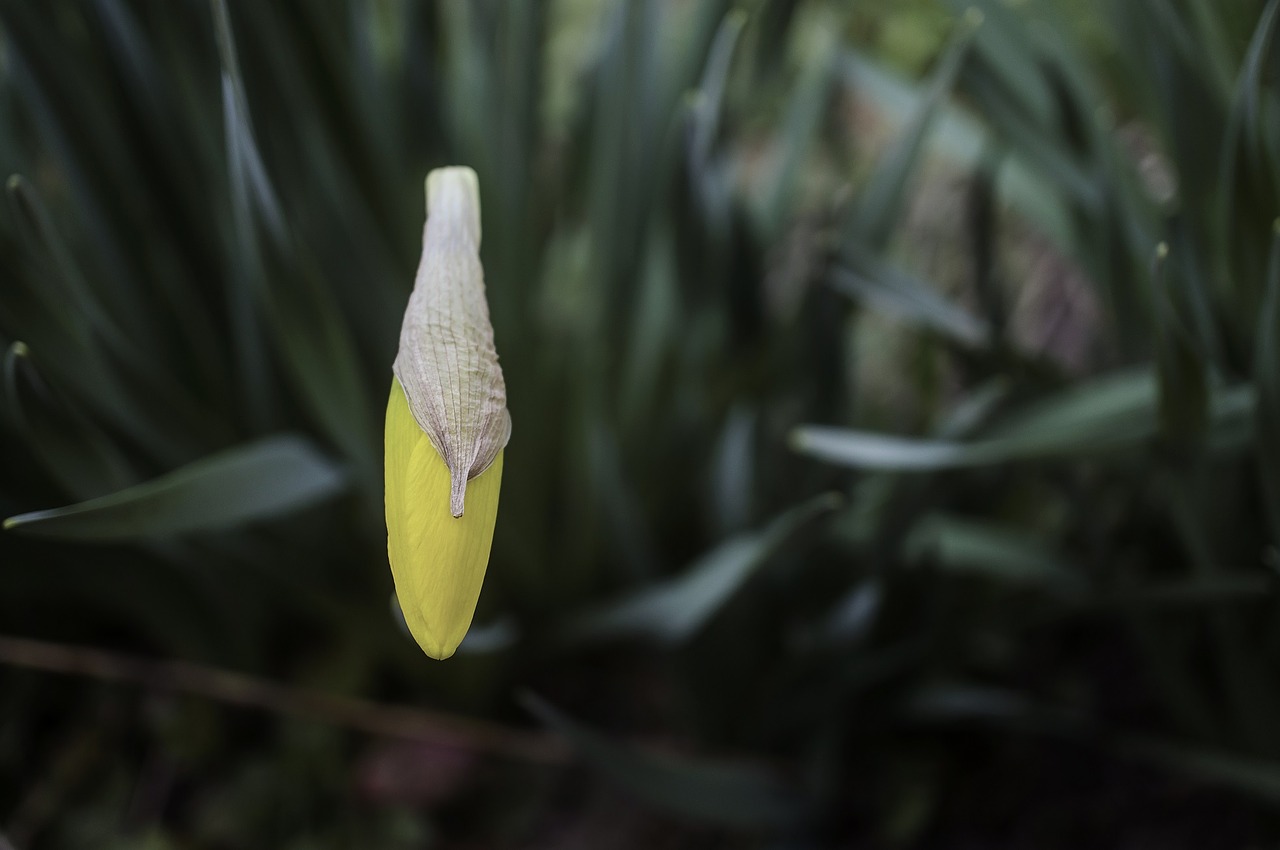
[844,9,979,250]
[904,514,1085,592]
[4,436,347,540]
[830,259,989,347]
[793,371,1255,472]
[565,493,841,645]
[1254,223,1280,542]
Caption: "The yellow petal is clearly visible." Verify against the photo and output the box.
[385,377,503,660]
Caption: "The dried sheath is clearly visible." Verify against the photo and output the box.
[393,167,510,518]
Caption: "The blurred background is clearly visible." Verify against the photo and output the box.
[2,0,1280,846]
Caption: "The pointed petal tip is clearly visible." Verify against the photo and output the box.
[422,638,459,661]
[400,603,463,660]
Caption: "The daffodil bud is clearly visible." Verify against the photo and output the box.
[385,166,509,660]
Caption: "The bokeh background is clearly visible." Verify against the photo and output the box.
[2,0,1280,846]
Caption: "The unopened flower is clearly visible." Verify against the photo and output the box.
[385,166,510,660]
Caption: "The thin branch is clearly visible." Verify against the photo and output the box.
[0,634,566,763]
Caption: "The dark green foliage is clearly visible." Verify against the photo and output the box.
[3,0,1280,846]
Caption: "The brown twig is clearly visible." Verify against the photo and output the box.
[0,634,566,763]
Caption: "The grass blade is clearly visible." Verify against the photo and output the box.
[794,370,1256,472]
[904,514,1085,592]
[843,8,979,250]
[565,493,841,645]
[830,256,989,347]
[757,9,840,235]
[1253,222,1280,541]
[4,436,347,540]
[1121,737,1280,803]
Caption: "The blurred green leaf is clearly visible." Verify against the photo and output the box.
[564,493,842,645]
[1217,1,1280,313]
[211,0,285,243]
[1153,243,1210,448]
[953,0,1054,125]
[4,435,347,540]
[844,8,978,250]
[1166,480,1280,756]
[794,371,1256,472]
[904,514,1085,592]
[757,8,840,235]
[955,1,1103,211]
[4,175,217,462]
[816,580,882,646]
[1122,737,1280,803]
[211,0,284,431]
[211,0,374,473]
[830,256,989,347]
[2,340,136,500]
[522,693,809,829]
[1254,222,1280,543]
[792,429,971,472]
[839,52,1075,253]
[689,8,747,169]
